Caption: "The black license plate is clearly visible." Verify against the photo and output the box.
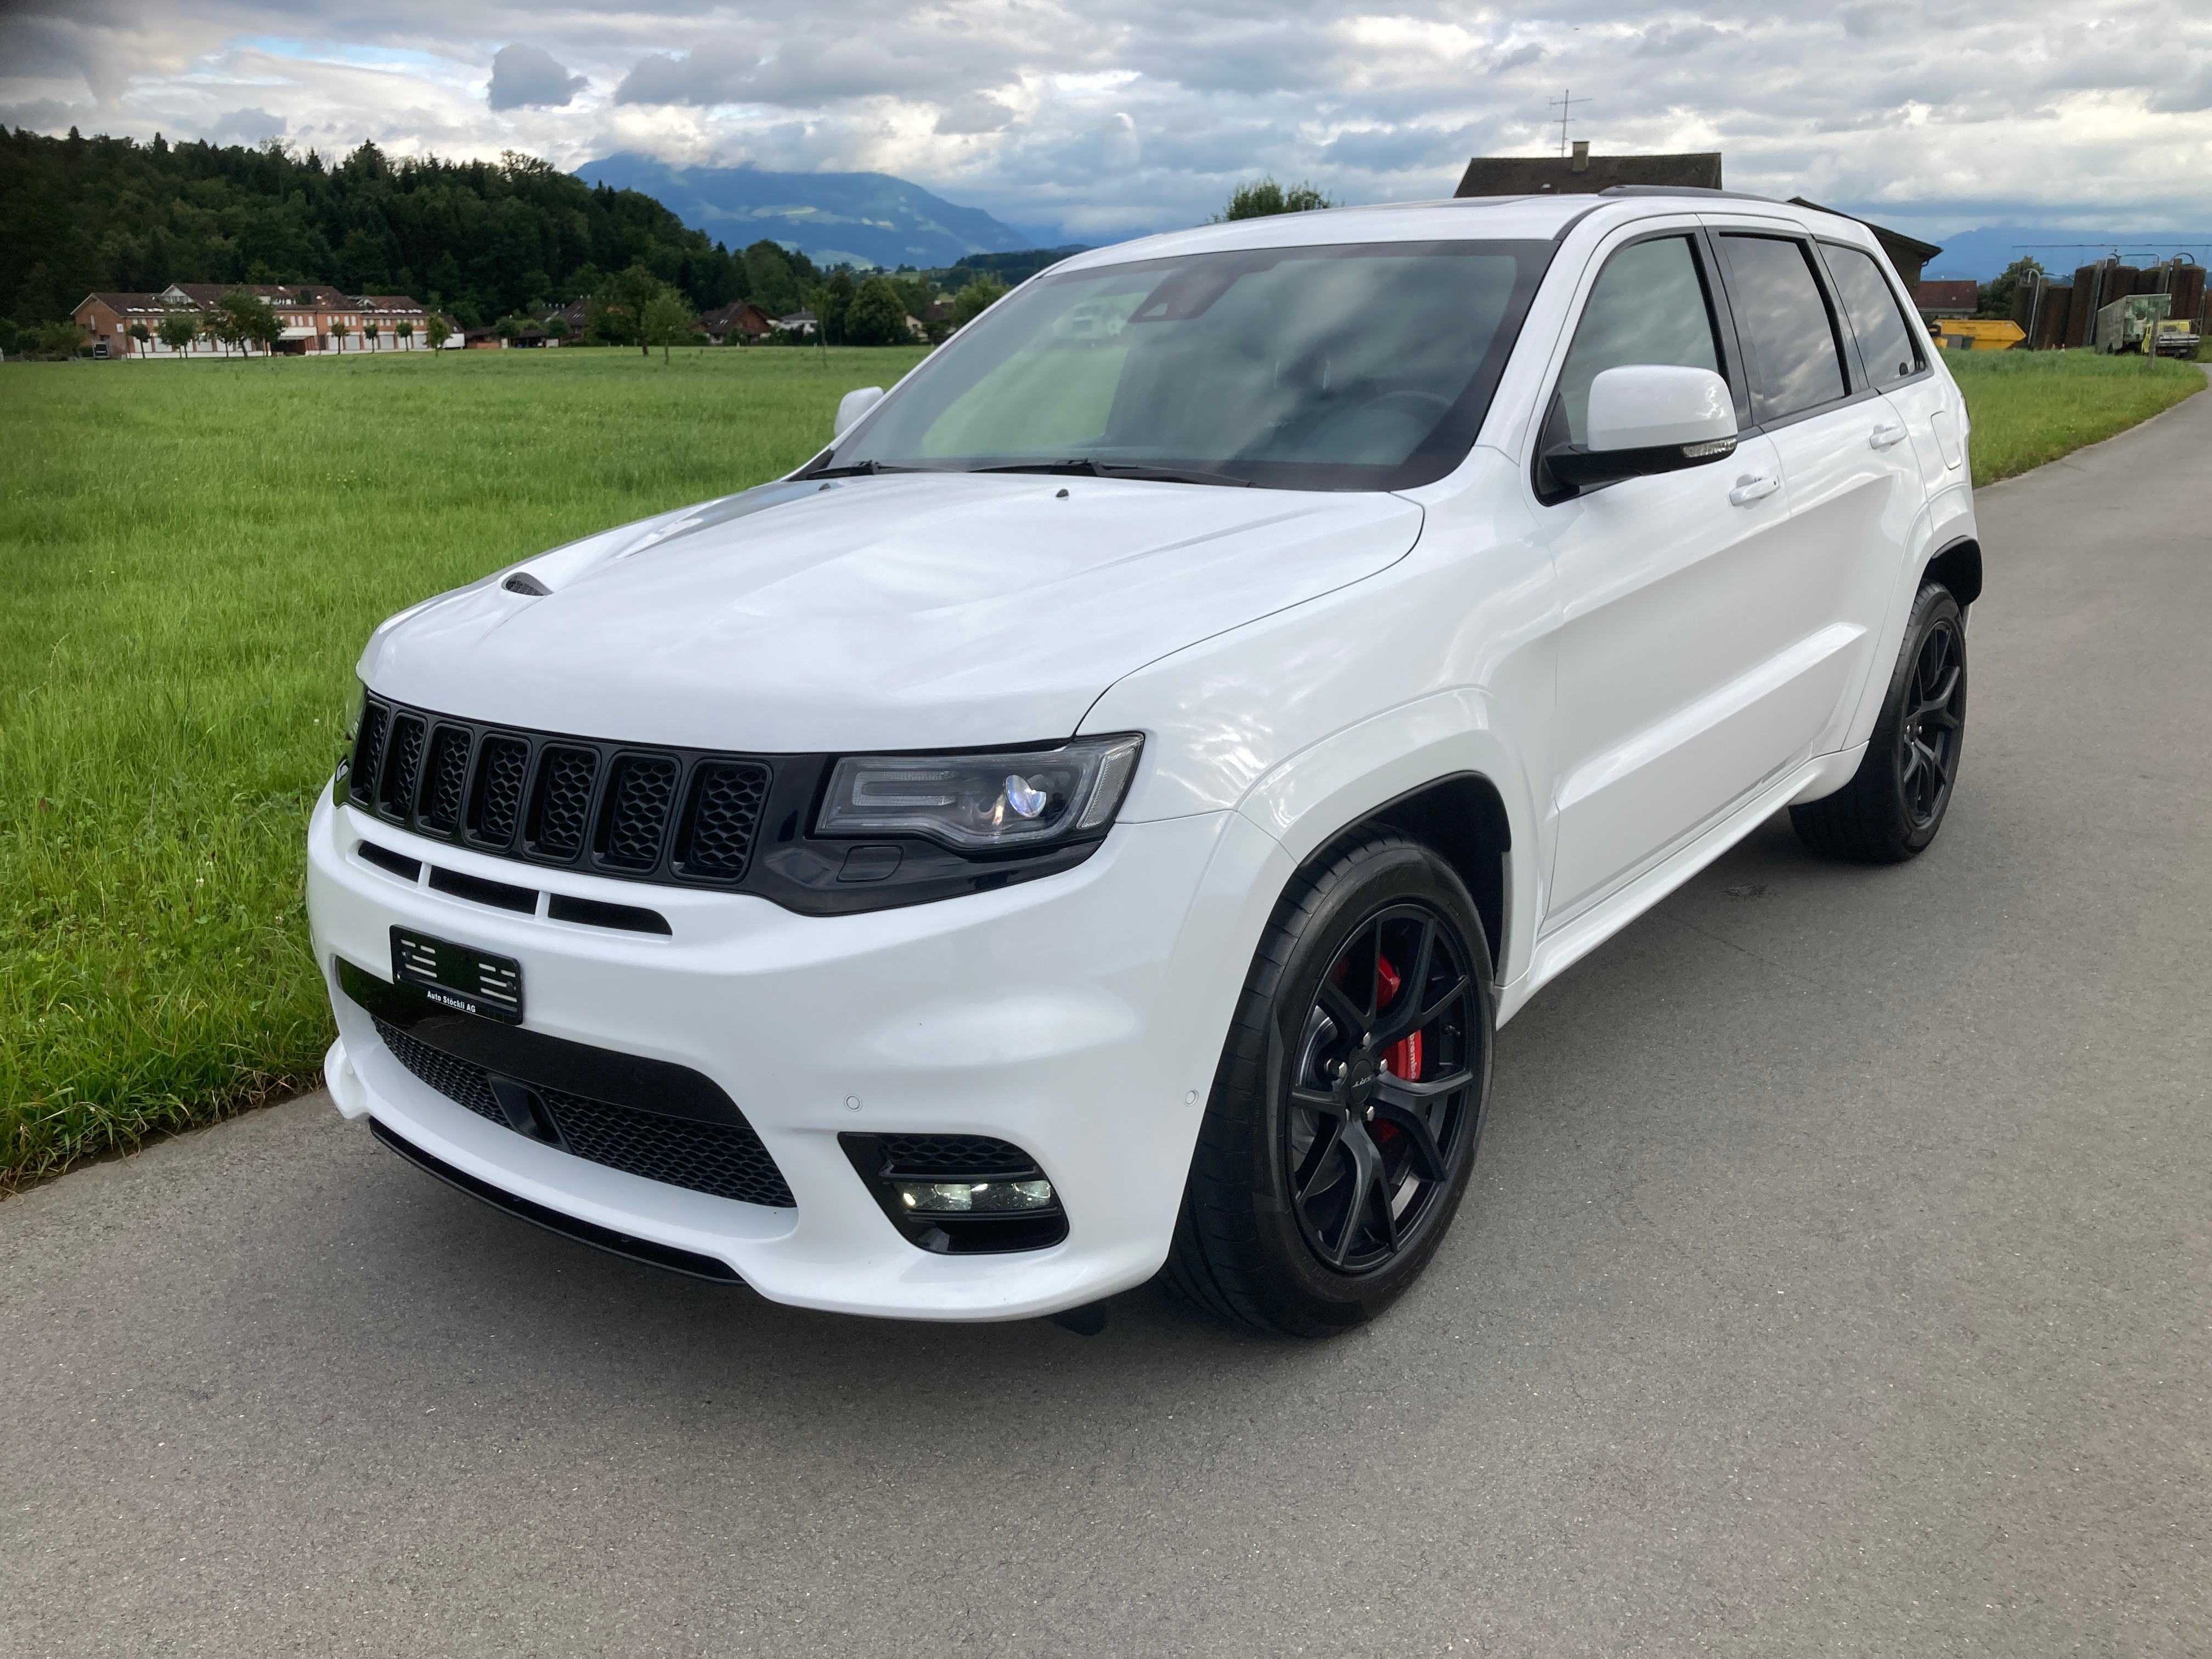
[391,927,524,1024]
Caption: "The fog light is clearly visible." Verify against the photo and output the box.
[896,1178,1056,1214]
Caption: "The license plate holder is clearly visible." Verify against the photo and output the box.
[390,926,524,1024]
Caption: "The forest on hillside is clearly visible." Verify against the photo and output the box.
[0,126,831,331]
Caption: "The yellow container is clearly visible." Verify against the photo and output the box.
[1932,319,2025,351]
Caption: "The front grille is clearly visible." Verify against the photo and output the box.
[381,712,426,816]
[527,746,599,859]
[349,696,780,890]
[419,724,471,833]
[599,755,679,870]
[373,1017,795,1209]
[469,735,529,847]
[349,701,389,809]
[679,761,770,879]
[376,1017,503,1122]
[539,1087,794,1208]
[873,1134,1039,1178]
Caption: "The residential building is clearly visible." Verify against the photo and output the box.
[69,283,448,357]
[1915,280,1980,320]
[1454,142,1724,198]
[699,301,775,344]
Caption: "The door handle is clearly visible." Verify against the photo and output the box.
[1728,473,1780,507]
[1870,421,1909,450]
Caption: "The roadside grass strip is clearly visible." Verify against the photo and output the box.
[1950,349,2202,484]
[1,346,927,1188]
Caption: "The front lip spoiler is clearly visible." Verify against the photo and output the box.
[368,1116,746,1285]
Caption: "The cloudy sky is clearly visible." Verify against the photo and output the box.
[5,0,2211,247]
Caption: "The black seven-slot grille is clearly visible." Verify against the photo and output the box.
[348,696,771,887]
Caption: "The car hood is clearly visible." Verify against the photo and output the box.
[360,472,1424,752]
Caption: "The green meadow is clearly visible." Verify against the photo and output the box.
[0,341,2197,1187]
[1,346,927,1187]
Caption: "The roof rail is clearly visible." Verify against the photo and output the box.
[1599,185,1785,205]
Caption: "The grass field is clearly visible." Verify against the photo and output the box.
[0,342,2198,1188]
[0,346,927,1188]
[1948,349,2203,483]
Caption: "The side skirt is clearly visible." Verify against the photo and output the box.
[1496,743,1866,1025]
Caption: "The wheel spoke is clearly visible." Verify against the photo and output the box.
[1372,1099,1449,1181]
[1376,1067,1475,1105]
[1344,1124,1396,1257]
[1316,980,1364,1041]
[1374,970,1466,1046]
[1912,665,1961,720]
[1295,1118,1347,1205]
[1289,1086,1342,1116]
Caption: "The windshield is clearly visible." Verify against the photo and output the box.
[812,238,1554,492]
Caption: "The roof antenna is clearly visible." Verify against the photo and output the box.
[1548,88,1592,157]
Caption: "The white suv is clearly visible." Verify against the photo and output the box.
[307,189,1977,1336]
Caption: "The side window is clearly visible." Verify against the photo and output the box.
[1822,244,1924,388]
[1554,236,1723,447]
[1718,235,1848,423]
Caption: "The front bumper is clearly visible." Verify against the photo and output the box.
[306,791,1288,1320]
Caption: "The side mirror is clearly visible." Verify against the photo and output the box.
[1544,365,1738,492]
[834,385,885,437]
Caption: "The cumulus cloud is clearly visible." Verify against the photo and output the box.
[3,0,2211,245]
[488,43,586,111]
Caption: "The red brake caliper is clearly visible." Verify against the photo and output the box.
[1373,956,1423,1091]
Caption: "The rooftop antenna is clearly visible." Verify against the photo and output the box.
[1548,88,1591,157]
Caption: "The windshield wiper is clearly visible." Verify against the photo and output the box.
[804,459,933,478]
[969,459,1255,488]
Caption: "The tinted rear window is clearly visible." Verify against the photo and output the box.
[1824,244,1923,388]
[1720,235,1848,423]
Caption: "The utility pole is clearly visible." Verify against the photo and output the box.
[1548,89,1592,157]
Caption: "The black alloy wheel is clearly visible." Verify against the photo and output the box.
[1896,614,1965,830]
[1286,904,1481,1273]
[1791,581,1969,864]
[1166,833,1494,1336]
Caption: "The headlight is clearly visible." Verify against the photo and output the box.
[817,734,1143,851]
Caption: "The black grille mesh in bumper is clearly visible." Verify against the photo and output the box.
[373,1017,795,1209]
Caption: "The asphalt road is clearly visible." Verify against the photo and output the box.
[7,390,2211,1659]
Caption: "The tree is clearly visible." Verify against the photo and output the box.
[639,286,697,362]
[1979,256,2045,320]
[329,320,349,353]
[597,263,665,354]
[249,305,285,358]
[215,289,278,357]
[1214,177,1338,221]
[364,320,381,351]
[157,312,198,356]
[494,315,521,345]
[127,321,150,359]
[810,269,857,343]
[844,275,910,346]
[951,275,1009,328]
[394,319,414,349]
[543,315,568,343]
[35,320,87,359]
[425,314,452,352]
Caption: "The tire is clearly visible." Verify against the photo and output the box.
[1790,582,1968,864]
[1164,833,1495,1337]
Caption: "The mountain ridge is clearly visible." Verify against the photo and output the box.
[575,154,1035,270]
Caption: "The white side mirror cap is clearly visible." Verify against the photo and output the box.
[1586,365,1737,453]
[834,386,885,437]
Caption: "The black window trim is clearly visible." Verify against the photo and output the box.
[1527,222,1745,507]
[1708,228,1876,434]
[1811,236,1934,393]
